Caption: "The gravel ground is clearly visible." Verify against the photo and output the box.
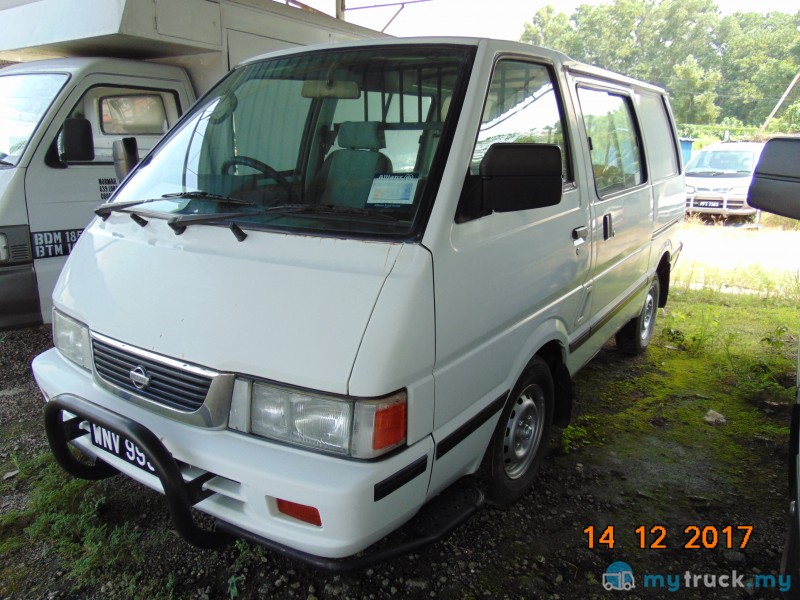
[0,317,790,599]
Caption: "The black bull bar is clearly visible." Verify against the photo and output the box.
[43,394,229,549]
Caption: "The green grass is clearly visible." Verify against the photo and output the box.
[0,454,178,598]
[569,271,798,504]
[761,212,800,231]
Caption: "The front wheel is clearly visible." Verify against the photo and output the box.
[481,357,554,505]
[616,277,660,355]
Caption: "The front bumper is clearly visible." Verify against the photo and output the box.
[33,348,435,560]
[685,195,756,216]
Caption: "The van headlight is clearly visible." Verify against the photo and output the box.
[52,310,92,370]
[0,233,9,263]
[229,380,406,459]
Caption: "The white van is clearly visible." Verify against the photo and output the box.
[685,141,766,218]
[33,38,684,567]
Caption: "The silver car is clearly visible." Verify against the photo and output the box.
[685,141,765,217]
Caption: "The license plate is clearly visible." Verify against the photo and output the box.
[89,422,156,474]
[696,200,722,208]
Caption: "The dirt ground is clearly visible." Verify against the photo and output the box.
[0,223,796,599]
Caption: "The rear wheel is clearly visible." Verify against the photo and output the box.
[616,277,660,355]
[482,357,554,505]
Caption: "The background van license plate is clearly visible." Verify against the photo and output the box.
[89,423,156,473]
[697,200,722,208]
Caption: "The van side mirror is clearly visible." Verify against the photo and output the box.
[480,143,562,213]
[748,137,800,220]
[113,137,139,182]
[61,117,95,162]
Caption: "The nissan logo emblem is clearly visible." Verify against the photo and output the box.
[129,365,151,390]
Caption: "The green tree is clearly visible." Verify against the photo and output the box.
[771,99,800,134]
[520,1,800,128]
[716,11,800,125]
[521,0,722,84]
[669,56,721,124]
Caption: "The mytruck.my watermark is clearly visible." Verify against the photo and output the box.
[602,561,791,593]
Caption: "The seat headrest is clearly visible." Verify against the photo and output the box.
[337,121,386,150]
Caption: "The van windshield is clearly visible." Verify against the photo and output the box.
[685,148,759,177]
[112,45,473,239]
[0,72,69,167]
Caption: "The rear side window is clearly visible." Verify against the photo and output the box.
[638,93,679,181]
[578,88,644,197]
[100,94,167,135]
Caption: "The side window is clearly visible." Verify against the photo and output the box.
[56,85,181,164]
[577,87,644,197]
[100,95,167,135]
[637,93,679,181]
[471,60,570,179]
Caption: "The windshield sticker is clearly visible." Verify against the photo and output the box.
[366,174,419,207]
[31,229,83,259]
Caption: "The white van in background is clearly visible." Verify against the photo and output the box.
[0,0,379,330]
[685,141,766,218]
[33,37,684,568]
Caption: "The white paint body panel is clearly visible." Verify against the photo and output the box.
[57,216,402,395]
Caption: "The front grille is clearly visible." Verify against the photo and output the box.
[92,338,212,412]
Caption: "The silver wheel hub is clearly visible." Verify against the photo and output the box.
[640,289,656,342]
[503,384,546,479]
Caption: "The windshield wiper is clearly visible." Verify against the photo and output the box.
[160,191,255,205]
[167,209,272,241]
[687,170,725,177]
[267,203,404,222]
[95,191,255,220]
[163,202,404,241]
[0,159,13,167]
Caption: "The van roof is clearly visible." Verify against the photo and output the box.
[239,37,668,95]
[699,141,766,153]
[0,56,189,81]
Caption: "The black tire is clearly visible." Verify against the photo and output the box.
[481,357,554,505]
[616,277,660,355]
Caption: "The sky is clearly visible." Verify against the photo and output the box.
[296,0,797,41]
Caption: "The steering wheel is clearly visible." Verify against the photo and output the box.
[221,156,293,199]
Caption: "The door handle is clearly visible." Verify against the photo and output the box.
[603,214,615,239]
[572,225,589,241]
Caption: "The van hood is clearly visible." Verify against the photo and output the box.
[55,217,402,395]
[685,173,752,190]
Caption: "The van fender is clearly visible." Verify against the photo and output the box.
[651,238,678,308]
[504,316,572,428]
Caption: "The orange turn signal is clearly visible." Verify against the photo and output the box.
[372,400,407,450]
